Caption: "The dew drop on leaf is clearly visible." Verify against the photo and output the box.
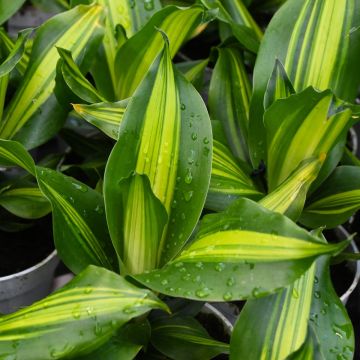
[227,277,235,287]
[215,263,225,272]
[191,132,198,141]
[181,103,186,110]
[223,292,233,301]
[195,288,210,298]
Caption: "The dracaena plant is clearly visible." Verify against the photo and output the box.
[0,0,360,359]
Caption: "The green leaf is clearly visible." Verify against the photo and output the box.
[0,139,35,175]
[209,46,251,162]
[0,0,26,25]
[114,5,204,99]
[134,198,348,301]
[200,0,260,52]
[104,38,212,273]
[259,155,325,221]
[176,58,209,91]
[151,316,229,360]
[300,166,360,229]
[265,87,352,191]
[36,166,117,274]
[73,99,128,139]
[263,58,295,110]
[0,186,51,219]
[77,320,151,360]
[308,255,355,360]
[206,140,263,212]
[230,263,316,360]
[57,47,106,103]
[0,4,105,149]
[0,29,31,77]
[0,265,168,360]
[249,0,360,165]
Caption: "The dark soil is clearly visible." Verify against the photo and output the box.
[0,215,54,277]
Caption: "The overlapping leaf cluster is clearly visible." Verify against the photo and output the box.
[0,0,359,359]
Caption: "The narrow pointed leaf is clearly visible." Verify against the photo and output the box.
[114,5,204,99]
[206,140,263,212]
[265,87,352,191]
[0,139,35,175]
[0,29,31,77]
[176,58,209,91]
[230,264,316,360]
[264,58,295,110]
[134,198,347,301]
[73,99,128,139]
[0,0,26,25]
[151,316,229,360]
[0,4,104,149]
[300,166,360,228]
[259,155,325,221]
[0,187,51,219]
[249,0,360,165]
[57,47,106,103]
[105,39,212,273]
[36,167,117,274]
[0,265,167,360]
[209,46,251,162]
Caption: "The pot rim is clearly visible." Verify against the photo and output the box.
[203,303,234,333]
[0,249,58,282]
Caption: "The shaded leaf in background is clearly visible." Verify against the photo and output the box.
[0,0,27,25]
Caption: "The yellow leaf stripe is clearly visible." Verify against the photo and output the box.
[40,181,112,269]
[0,146,35,174]
[176,230,342,262]
[0,5,103,139]
[284,0,353,92]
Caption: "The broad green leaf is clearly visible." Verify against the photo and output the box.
[73,99,128,139]
[259,155,325,221]
[249,0,360,165]
[200,0,260,52]
[0,265,167,360]
[104,38,212,273]
[264,58,295,110]
[114,5,204,99]
[300,166,360,229]
[0,139,35,175]
[265,87,352,191]
[0,0,26,25]
[230,264,316,360]
[209,46,251,162]
[78,320,151,360]
[134,198,348,301]
[57,47,106,103]
[206,140,263,212]
[176,58,209,91]
[0,28,29,75]
[151,316,229,360]
[0,186,51,219]
[0,29,31,77]
[36,166,117,274]
[308,255,354,360]
[0,4,104,149]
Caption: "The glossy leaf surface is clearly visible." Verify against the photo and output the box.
[114,5,204,99]
[249,0,360,165]
[105,39,212,273]
[0,266,167,360]
[0,4,104,148]
[301,166,360,228]
[151,316,229,360]
[209,46,251,162]
[135,199,347,301]
[206,140,262,212]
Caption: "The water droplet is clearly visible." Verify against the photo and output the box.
[86,306,94,316]
[94,205,104,214]
[203,147,210,156]
[191,132,198,141]
[203,137,209,144]
[72,182,88,192]
[223,292,233,301]
[314,291,321,299]
[166,287,175,292]
[144,0,154,11]
[181,103,186,110]
[182,273,191,281]
[292,288,299,299]
[174,262,183,268]
[161,279,168,285]
[227,277,235,287]
[94,323,103,336]
[72,307,81,319]
[252,287,261,298]
[123,306,136,314]
[84,287,93,294]
[176,176,181,183]
[195,262,204,269]
[181,213,186,220]
[111,320,117,328]
[171,200,177,208]
[179,267,186,273]
[192,275,201,283]
[314,276,319,283]
[184,190,194,202]
[215,263,225,272]
[321,308,327,315]
[195,288,210,298]
[184,169,193,184]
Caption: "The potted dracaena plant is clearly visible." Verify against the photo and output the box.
[0,0,360,359]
